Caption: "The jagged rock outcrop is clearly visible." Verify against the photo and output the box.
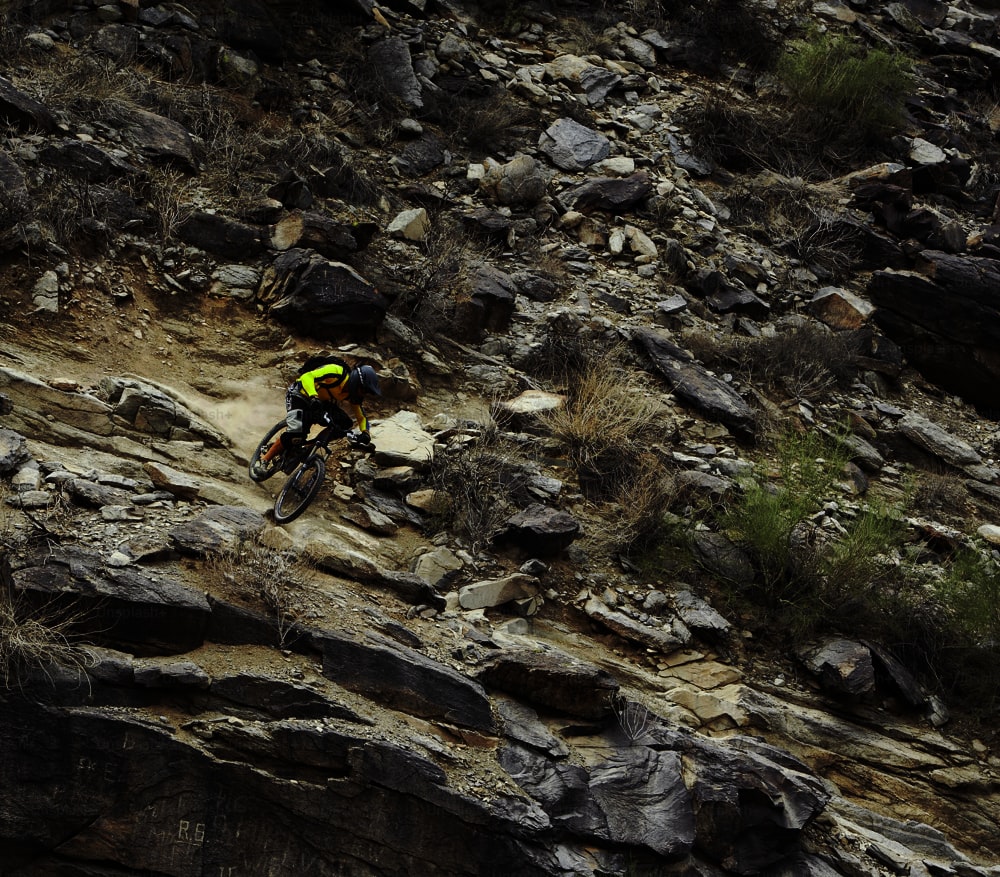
[257,248,388,338]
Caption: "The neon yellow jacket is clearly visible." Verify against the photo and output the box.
[296,363,369,432]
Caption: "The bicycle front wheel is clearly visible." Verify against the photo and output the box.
[249,420,288,483]
[273,456,326,524]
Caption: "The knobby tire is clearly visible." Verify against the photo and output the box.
[249,420,288,483]
[273,456,326,524]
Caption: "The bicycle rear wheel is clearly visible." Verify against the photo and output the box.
[273,456,326,523]
[249,420,288,483]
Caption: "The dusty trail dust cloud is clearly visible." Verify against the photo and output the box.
[195,375,287,455]
[120,372,287,457]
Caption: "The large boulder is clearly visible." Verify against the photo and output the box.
[477,647,619,719]
[0,74,57,132]
[631,327,756,439]
[869,250,1000,411]
[318,629,496,733]
[257,248,388,337]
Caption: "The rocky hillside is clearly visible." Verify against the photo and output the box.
[1,0,1000,874]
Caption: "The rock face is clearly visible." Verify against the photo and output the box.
[869,251,1000,411]
[3,0,1000,875]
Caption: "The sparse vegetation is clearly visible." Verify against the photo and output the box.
[610,691,652,742]
[725,178,865,279]
[132,168,195,243]
[0,557,93,690]
[777,31,913,143]
[935,544,1000,648]
[717,428,849,601]
[392,214,499,341]
[545,347,664,497]
[205,536,315,648]
[428,424,530,554]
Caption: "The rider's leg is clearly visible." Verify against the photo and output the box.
[263,395,309,463]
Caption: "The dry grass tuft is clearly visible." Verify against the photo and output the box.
[0,558,94,690]
[204,536,316,648]
[428,424,530,554]
[545,347,663,497]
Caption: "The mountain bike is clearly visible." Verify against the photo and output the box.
[248,416,372,524]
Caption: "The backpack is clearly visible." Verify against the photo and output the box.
[298,354,349,376]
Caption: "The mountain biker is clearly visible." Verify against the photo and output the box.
[251,358,381,479]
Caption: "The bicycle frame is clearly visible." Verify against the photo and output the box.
[278,424,343,473]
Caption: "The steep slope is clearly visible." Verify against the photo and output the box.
[1,0,999,875]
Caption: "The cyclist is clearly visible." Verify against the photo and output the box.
[252,357,381,479]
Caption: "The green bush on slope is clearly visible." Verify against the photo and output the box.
[777,32,913,142]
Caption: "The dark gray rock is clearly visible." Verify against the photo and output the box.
[0,74,57,132]
[502,503,581,555]
[496,698,568,758]
[800,639,876,697]
[122,107,197,170]
[368,36,422,108]
[319,629,496,733]
[460,262,518,337]
[500,742,696,858]
[211,671,367,721]
[64,478,133,508]
[169,506,266,555]
[461,206,516,242]
[177,211,266,258]
[0,700,566,875]
[38,138,135,183]
[673,589,731,639]
[869,251,1000,411]
[557,171,653,213]
[589,748,696,857]
[538,118,611,171]
[580,65,621,106]
[632,327,756,438]
[679,733,833,874]
[258,248,387,337]
[396,135,446,176]
[500,742,608,835]
[0,428,30,474]
[134,658,211,690]
[12,547,211,656]
[690,531,756,586]
[477,647,618,719]
[666,132,714,176]
[865,641,928,708]
[91,23,139,64]
[585,597,688,654]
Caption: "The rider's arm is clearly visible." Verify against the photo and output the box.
[351,403,369,433]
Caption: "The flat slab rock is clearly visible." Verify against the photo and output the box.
[12,546,210,655]
[476,647,619,720]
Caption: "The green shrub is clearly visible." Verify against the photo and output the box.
[934,545,1000,646]
[719,428,848,600]
[777,32,913,142]
[817,499,911,641]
